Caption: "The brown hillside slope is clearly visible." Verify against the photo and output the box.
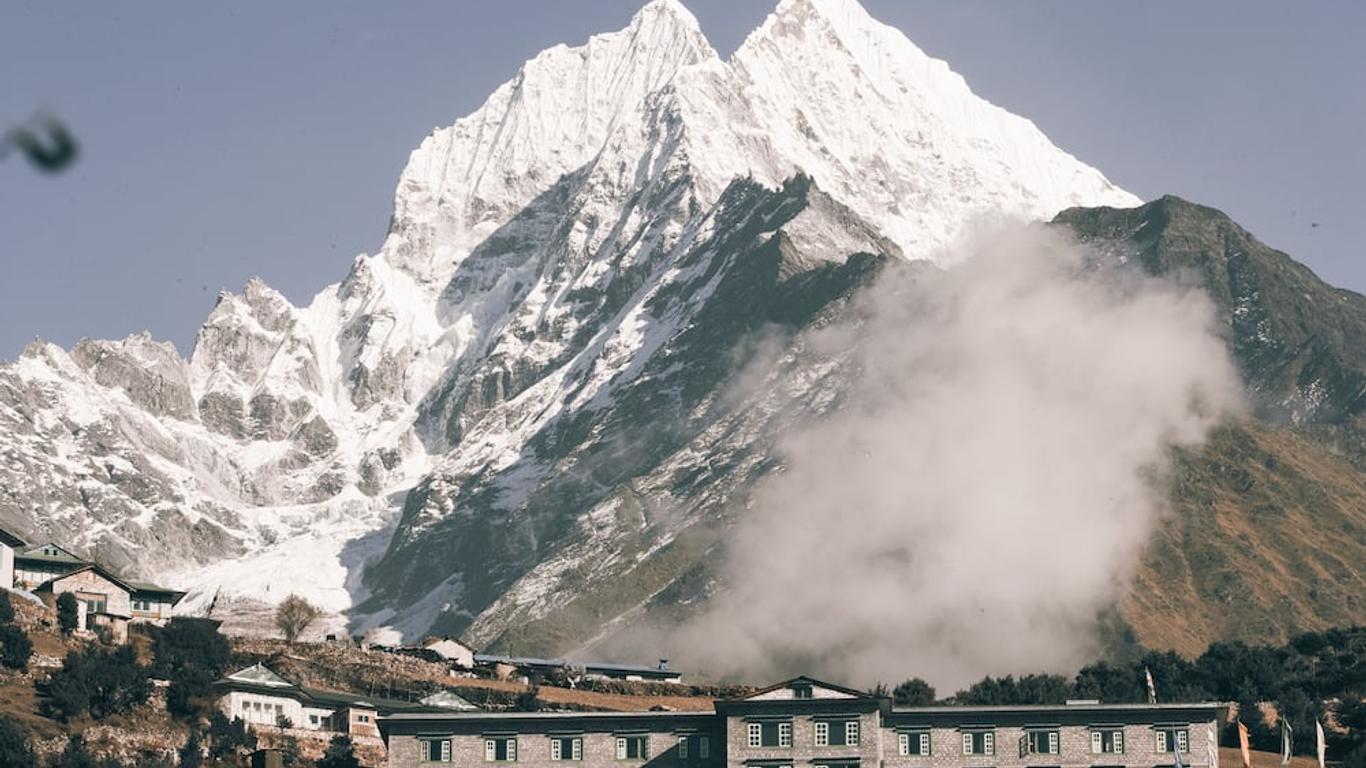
[1123,422,1366,656]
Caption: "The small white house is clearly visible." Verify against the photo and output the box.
[0,526,24,592]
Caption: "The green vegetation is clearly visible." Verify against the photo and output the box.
[45,644,151,721]
[0,623,33,670]
[0,716,34,767]
[0,591,14,624]
[894,627,1366,757]
[55,592,78,634]
[317,734,362,768]
[151,617,231,717]
[205,713,257,763]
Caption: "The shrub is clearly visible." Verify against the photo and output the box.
[46,644,151,720]
[0,590,14,624]
[56,592,79,634]
[56,734,97,768]
[318,734,362,768]
[0,716,34,768]
[178,730,203,768]
[0,623,33,670]
[206,713,257,761]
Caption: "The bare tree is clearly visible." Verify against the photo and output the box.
[274,594,322,643]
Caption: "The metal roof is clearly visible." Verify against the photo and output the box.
[0,526,25,548]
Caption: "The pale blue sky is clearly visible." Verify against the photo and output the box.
[2,1,1362,359]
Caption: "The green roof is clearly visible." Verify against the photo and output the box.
[17,543,87,566]
[0,526,24,548]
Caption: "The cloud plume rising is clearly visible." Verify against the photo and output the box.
[677,221,1244,689]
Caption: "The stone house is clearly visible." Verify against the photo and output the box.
[0,525,24,592]
[33,563,135,643]
[14,541,184,630]
[380,676,1226,768]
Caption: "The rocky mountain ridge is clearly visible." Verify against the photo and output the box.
[2,0,1361,674]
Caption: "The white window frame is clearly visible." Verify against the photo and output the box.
[1177,730,1188,753]
[424,739,452,763]
[486,737,516,762]
[919,732,931,756]
[845,721,859,746]
[1156,731,1168,753]
[779,722,792,748]
[964,731,994,756]
[815,722,830,747]
[748,723,762,749]
[1048,731,1058,755]
[1091,729,1123,755]
[898,733,909,755]
[699,736,710,760]
[616,735,648,761]
[679,736,689,760]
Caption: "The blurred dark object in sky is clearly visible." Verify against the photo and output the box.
[1,114,79,173]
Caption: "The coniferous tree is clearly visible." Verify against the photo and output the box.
[893,678,936,706]
[178,730,203,768]
[0,717,34,768]
[0,590,15,624]
[317,734,362,768]
[56,592,79,634]
[0,623,33,670]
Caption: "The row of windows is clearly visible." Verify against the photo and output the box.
[419,727,1189,763]
[893,728,1188,757]
[747,720,860,748]
[421,735,713,763]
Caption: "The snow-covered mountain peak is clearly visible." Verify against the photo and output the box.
[380,1,718,285]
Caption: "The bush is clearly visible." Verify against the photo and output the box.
[56,735,97,768]
[0,716,34,768]
[318,734,362,768]
[206,713,257,761]
[278,731,303,766]
[153,617,231,718]
[46,644,151,720]
[178,730,203,768]
[0,590,14,624]
[275,594,322,643]
[0,623,33,670]
[56,592,79,634]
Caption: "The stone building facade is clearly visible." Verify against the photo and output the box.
[381,678,1225,768]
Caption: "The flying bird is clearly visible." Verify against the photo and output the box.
[1,115,80,173]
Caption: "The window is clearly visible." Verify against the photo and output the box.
[749,722,792,748]
[358,714,371,723]
[699,736,710,760]
[679,737,690,759]
[816,720,859,746]
[1026,730,1059,755]
[552,737,582,761]
[309,715,320,726]
[962,731,994,756]
[898,731,931,756]
[1156,729,1189,753]
[1091,729,1124,754]
[423,739,453,763]
[616,735,649,760]
[486,738,517,762]
[793,684,814,699]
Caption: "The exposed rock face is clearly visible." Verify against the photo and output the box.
[2,0,1361,666]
